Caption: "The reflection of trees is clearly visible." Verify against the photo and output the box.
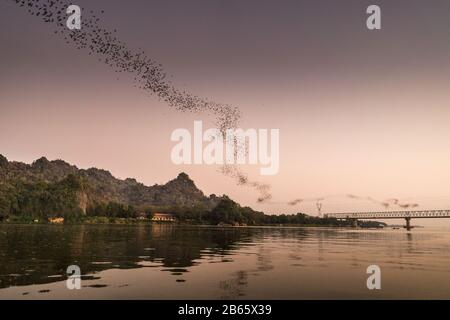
[0,224,255,289]
[1,225,427,290]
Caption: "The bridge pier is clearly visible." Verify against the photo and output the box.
[404,217,412,231]
[350,218,358,228]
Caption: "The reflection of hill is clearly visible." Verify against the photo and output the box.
[0,224,254,289]
[0,225,432,290]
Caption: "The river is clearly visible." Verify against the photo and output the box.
[0,224,449,299]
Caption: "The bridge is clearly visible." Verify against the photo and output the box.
[324,210,450,231]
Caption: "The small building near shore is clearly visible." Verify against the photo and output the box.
[49,217,64,224]
[151,213,176,222]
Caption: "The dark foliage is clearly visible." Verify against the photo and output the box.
[0,155,379,227]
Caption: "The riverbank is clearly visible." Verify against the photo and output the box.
[0,217,386,229]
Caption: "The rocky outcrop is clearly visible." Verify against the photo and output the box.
[0,155,222,210]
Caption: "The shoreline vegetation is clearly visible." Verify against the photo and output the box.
[0,154,386,229]
[0,217,385,229]
[0,212,386,229]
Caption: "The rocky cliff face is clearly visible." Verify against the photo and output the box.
[0,154,222,210]
[76,191,88,214]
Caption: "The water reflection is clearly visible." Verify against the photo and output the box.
[220,270,248,299]
[0,224,450,299]
[0,224,258,288]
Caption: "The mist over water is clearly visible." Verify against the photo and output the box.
[1,224,450,299]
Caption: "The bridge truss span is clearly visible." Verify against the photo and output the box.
[325,210,450,220]
[324,210,450,231]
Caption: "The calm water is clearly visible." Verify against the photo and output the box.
[0,224,449,299]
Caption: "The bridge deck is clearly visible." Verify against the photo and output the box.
[325,210,450,219]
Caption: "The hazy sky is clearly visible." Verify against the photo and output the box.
[1,0,450,224]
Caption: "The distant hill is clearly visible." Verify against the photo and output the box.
[0,154,379,228]
[0,154,222,220]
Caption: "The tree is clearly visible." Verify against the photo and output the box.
[144,207,154,219]
[0,194,10,220]
[210,197,242,225]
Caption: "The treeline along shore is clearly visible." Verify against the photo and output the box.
[0,154,385,228]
